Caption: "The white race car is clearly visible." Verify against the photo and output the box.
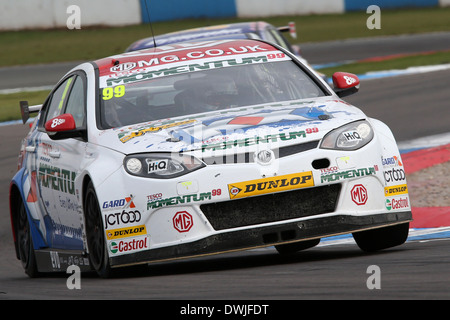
[10,39,411,278]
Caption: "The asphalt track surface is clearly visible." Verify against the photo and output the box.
[1,34,450,301]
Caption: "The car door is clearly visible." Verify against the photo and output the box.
[34,71,87,250]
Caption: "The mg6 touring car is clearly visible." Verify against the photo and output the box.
[9,39,411,277]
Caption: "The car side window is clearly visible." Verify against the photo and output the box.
[41,74,86,130]
[44,76,75,124]
[64,76,86,128]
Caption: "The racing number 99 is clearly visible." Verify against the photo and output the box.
[103,85,125,100]
[267,53,285,59]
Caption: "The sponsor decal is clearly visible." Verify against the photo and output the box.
[102,196,135,210]
[202,130,315,152]
[50,117,66,128]
[228,172,314,200]
[385,197,409,211]
[147,192,212,209]
[147,159,168,173]
[108,44,272,76]
[105,55,273,88]
[110,62,137,73]
[320,166,376,183]
[385,198,391,211]
[106,225,147,240]
[109,235,149,254]
[118,119,196,143]
[173,211,193,233]
[147,193,163,201]
[104,210,141,229]
[384,184,408,197]
[38,163,76,195]
[351,184,368,206]
[384,167,406,183]
[382,155,403,167]
[320,166,339,175]
[342,130,362,142]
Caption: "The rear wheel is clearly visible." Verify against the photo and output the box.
[275,238,320,255]
[84,181,112,278]
[353,222,410,252]
[17,197,39,277]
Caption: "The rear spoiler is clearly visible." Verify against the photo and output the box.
[20,101,42,124]
[277,22,297,39]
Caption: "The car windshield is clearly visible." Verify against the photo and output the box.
[99,59,326,129]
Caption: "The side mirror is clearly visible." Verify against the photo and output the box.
[332,72,360,97]
[45,114,85,140]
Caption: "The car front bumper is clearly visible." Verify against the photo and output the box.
[110,210,412,267]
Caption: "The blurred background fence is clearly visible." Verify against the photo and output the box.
[1,0,449,30]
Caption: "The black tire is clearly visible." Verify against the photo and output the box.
[84,181,112,278]
[275,238,320,255]
[17,197,39,278]
[353,222,410,252]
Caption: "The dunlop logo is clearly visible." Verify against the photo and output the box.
[228,172,314,199]
[384,184,408,197]
[106,225,147,240]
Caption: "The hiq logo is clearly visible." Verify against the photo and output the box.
[147,159,168,173]
[342,130,362,141]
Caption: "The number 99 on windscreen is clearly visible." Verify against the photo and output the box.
[103,85,125,100]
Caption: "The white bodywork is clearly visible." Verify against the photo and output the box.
[12,39,411,273]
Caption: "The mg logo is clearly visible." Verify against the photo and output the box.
[173,211,193,233]
[351,184,368,205]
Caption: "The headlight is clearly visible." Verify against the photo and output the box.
[320,120,374,150]
[124,153,205,178]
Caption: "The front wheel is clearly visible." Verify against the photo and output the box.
[84,181,112,278]
[353,222,410,252]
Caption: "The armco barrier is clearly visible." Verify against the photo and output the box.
[0,0,449,30]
